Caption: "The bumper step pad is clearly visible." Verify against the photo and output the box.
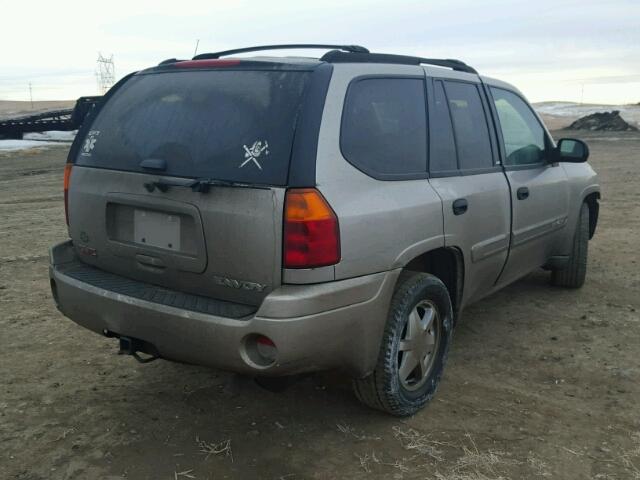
[60,262,256,319]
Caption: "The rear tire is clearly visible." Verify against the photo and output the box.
[551,202,589,288]
[353,272,453,416]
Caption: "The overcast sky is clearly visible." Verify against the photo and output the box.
[2,0,639,104]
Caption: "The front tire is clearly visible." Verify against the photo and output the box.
[353,272,453,416]
[551,202,589,288]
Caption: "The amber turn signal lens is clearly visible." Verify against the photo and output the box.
[283,188,340,269]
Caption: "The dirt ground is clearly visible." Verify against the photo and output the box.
[1,131,639,480]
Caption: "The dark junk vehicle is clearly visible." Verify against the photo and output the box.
[50,45,600,416]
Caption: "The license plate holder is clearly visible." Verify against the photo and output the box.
[133,209,181,251]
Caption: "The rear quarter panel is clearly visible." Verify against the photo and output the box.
[314,64,444,280]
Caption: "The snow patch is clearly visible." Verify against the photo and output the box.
[0,140,59,151]
[0,130,75,152]
[23,130,76,142]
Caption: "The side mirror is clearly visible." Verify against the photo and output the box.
[556,138,589,163]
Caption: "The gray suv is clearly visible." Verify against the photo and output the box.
[49,44,600,416]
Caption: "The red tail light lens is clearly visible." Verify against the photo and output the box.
[63,163,72,225]
[284,188,340,269]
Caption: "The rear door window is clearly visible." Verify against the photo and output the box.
[75,69,310,186]
[429,80,458,174]
[341,77,427,178]
[443,81,494,172]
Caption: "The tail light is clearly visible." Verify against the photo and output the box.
[63,163,72,225]
[284,188,340,269]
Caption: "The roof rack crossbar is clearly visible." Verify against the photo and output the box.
[193,44,369,60]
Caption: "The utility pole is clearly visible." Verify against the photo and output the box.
[29,82,33,109]
[193,39,200,57]
[580,84,585,105]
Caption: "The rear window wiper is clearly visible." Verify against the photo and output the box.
[143,177,271,193]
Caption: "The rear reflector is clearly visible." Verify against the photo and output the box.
[255,336,277,363]
[173,59,241,68]
[63,163,72,225]
[284,188,340,269]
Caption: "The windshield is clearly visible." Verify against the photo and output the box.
[75,69,310,185]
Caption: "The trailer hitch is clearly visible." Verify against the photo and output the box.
[118,336,159,364]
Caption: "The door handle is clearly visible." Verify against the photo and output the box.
[452,198,468,215]
[517,187,529,200]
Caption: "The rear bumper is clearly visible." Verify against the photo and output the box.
[49,240,399,377]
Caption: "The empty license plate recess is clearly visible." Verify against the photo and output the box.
[133,209,181,251]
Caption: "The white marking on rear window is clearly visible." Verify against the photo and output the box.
[81,130,100,157]
[240,140,269,170]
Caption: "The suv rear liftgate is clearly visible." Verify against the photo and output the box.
[64,61,332,314]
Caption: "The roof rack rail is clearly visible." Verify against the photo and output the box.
[193,44,369,60]
[319,51,478,74]
[158,58,183,66]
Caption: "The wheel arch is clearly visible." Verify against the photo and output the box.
[401,247,464,322]
[583,191,600,239]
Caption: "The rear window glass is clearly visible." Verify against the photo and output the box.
[75,70,310,185]
[341,77,427,178]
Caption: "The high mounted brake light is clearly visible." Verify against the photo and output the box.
[63,163,72,225]
[284,188,340,269]
[173,59,241,68]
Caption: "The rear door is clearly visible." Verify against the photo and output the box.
[67,66,312,306]
[488,87,570,287]
[426,78,511,305]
